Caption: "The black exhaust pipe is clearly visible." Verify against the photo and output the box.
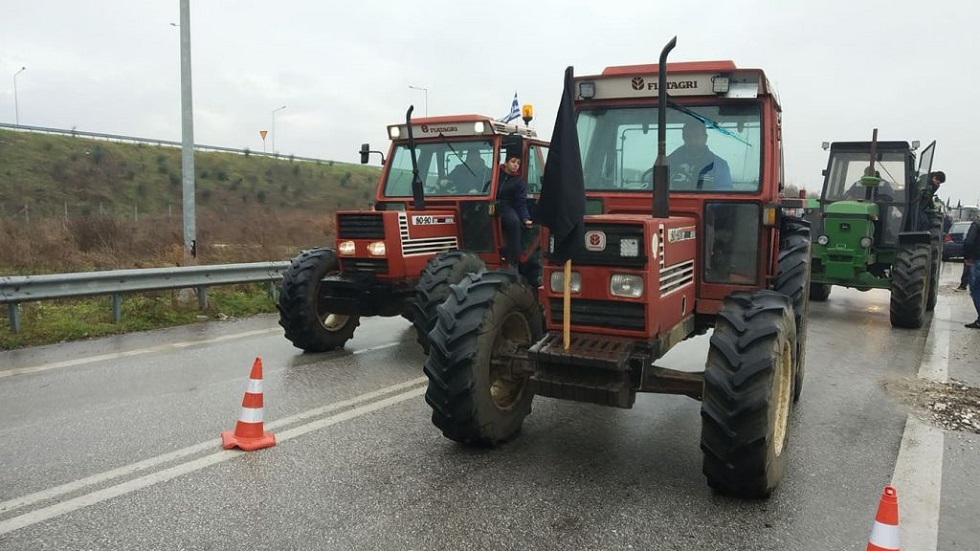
[405,105,425,210]
[653,36,677,219]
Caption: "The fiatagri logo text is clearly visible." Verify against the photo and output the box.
[420,124,458,133]
[630,77,700,91]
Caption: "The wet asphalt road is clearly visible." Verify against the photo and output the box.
[0,268,976,550]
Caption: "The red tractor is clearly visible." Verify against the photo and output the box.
[277,108,550,353]
[423,39,811,498]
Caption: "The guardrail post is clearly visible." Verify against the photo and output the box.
[7,303,21,333]
[111,294,123,323]
[197,286,208,309]
[266,281,278,301]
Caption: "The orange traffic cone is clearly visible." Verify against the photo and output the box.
[867,484,900,551]
[221,357,276,451]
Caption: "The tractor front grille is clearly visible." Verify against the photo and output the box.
[549,298,645,330]
[339,258,389,274]
[338,213,385,239]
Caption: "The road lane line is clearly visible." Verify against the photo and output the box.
[0,328,282,379]
[0,377,426,516]
[0,384,426,536]
[891,300,949,551]
[0,329,410,379]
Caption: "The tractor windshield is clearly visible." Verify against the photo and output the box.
[382,139,495,197]
[575,104,762,192]
[823,150,908,203]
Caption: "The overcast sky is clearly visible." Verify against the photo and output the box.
[2,0,977,205]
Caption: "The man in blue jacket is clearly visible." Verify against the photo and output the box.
[496,149,533,270]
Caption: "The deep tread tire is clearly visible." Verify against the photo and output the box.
[412,251,486,353]
[423,271,542,446]
[890,243,931,329]
[809,283,831,302]
[277,248,360,352]
[771,216,811,401]
[701,290,796,499]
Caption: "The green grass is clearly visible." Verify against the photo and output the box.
[0,285,278,351]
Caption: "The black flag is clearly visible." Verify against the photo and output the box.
[536,66,586,263]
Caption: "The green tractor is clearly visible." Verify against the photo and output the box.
[805,130,942,328]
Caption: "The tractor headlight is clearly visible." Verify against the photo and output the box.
[620,238,639,257]
[388,126,400,139]
[338,241,356,255]
[816,235,829,246]
[367,241,386,256]
[860,236,873,248]
[610,274,643,298]
[550,271,581,293]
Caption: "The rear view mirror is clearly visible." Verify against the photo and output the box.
[359,143,371,165]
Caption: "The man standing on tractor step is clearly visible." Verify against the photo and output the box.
[962,217,980,328]
[496,149,533,271]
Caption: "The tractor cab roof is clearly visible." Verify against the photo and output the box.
[573,60,778,108]
[828,141,912,153]
[386,114,537,141]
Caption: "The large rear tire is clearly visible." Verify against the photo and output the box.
[412,251,486,354]
[423,271,542,446]
[701,290,796,499]
[277,248,360,352]
[771,216,810,401]
[890,243,931,329]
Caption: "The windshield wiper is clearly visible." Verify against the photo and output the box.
[668,101,751,146]
[438,133,476,178]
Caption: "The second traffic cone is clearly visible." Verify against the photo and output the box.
[867,484,900,551]
[221,357,276,451]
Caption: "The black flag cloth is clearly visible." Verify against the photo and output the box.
[536,66,586,263]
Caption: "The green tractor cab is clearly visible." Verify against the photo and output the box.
[806,131,942,327]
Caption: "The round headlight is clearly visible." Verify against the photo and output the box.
[860,236,873,248]
[816,235,829,246]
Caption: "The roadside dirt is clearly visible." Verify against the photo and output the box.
[885,377,980,434]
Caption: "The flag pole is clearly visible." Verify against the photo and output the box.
[563,259,572,350]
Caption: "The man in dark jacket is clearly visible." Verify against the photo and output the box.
[963,218,980,328]
[496,150,533,269]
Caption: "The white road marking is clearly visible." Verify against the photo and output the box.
[890,301,949,551]
[0,328,282,379]
[0,383,427,536]
[0,376,426,516]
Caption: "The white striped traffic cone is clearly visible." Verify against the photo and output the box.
[867,484,900,551]
[221,356,276,451]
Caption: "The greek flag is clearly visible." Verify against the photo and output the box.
[499,92,520,123]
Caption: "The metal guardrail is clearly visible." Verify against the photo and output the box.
[0,262,290,332]
[0,122,332,164]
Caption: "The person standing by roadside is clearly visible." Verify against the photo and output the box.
[962,217,980,328]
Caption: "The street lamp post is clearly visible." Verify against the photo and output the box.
[271,105,286,153]
[408,85,428,117]
[13,67,26,125]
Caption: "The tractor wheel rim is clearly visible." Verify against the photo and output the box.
[773,339,792,455]
[489,311,531,410]
[321,313,350,332]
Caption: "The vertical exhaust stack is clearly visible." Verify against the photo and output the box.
[405,105,426,210]
[653,36,677,219]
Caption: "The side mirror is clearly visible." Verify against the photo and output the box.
[359,143,371,165]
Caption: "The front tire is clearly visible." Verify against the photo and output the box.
[890,243,931,329]
[423,271,542,446]
[701,290,796,499]
[412,251,486,353]
[277,248,360,352]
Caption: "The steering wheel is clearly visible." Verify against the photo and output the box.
[640,167,655,189]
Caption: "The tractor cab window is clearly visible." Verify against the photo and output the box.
[575,104,762,193]
[823,151,908,204]
[704,202,760,284]
[526,145,547,194]
[383,139,494,197]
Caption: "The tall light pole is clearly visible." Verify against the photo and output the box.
[271,105,286,153]
[408,85,428,117]
[13,67,26,125]
[176,0,196,263]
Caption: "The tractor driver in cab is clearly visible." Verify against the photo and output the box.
[668,119,733,190]
[448,148,491,194]
[496,148,533,271]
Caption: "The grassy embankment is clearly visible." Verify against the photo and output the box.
[0,128,380,350]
